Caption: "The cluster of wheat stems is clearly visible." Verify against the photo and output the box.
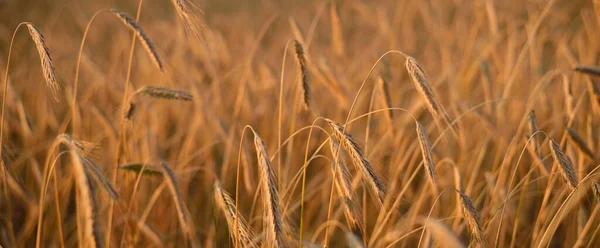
[2,0,600,247]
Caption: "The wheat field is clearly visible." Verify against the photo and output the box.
[1,0,600,247]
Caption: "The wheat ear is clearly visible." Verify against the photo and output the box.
[325,118,386,205]
[214,181,257,247]
[294,40,310,110]
[549,138,578,190]
[252,130,285,247]
[416,120,438,191]
[24,23,60,101]
[457,190,486,247]
[110,9,163,71]
[329,139,364,237]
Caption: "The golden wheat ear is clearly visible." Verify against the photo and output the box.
[329,139,364,239]
[24,23,61,101]
[252,130,286,247]
[549,138,578,190]
[293,39,310,110]
[415,120,438,193]
[456,190,486,247]
[213,181,257,247]
[404,55,459,140]
[125,86,193,119]
[325,118,386,205]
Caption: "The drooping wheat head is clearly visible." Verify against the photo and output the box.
[549,138,578,190]
[213,181,257,247]
[252,130,285,247]
[325,118,386,205]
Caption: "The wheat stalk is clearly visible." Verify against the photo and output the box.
[110,9,163,71]
[325,118,386,204]
[457,190,486,247]
[549,138,578,190]
[252,130,285,247]
[416,120,438,191]
[24,23,60,101]
[294,40,310,110]
[213,181,257,247]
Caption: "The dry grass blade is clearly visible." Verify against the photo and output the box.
[405,56,442,118]
[562,78,574,119]
[330,2,345,56]
[110,9,163,71]
[377,76,394,127]
[549,138,578,190]
[289,17,305,45]
[416,217,465,248]
[457,190,486,247]
[252,130,285,247]
[24,23,60,101]
[416,120,438,190]
[119,163,163,176]
[160,161,196,245]
[325,118,386,204]
[329,139,363,236]
[213,181,257,247]
[566,128,596,161]
[574,65,600,76]
[527,111,541,159]
[294,39,310,110]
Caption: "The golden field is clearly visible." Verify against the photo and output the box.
[1,0,600,247]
